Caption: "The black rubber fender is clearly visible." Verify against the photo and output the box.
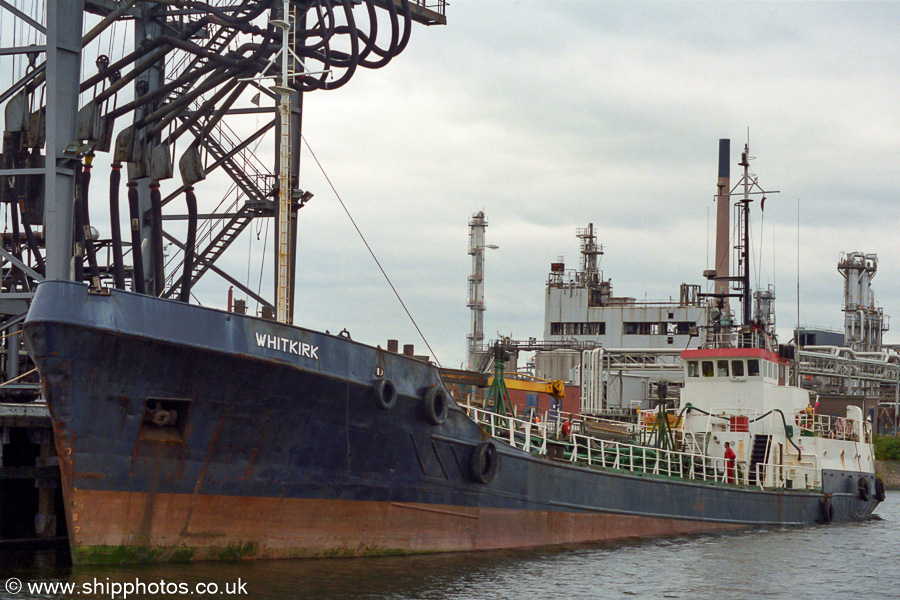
[423,386,450,426]
[858,476,869,501]
[875,477,886,502]
[819,497,834,523]
[372,378,397,410]
[470,442,499,484]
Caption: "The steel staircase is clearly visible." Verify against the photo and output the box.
[748,434,771,486]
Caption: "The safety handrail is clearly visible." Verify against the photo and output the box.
[464,405,548,455]
[793,411,861,442]
[462,403,822,491]
[752,461,821,490]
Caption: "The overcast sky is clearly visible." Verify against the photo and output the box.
[6,1,898,370]
[276,1,900,368]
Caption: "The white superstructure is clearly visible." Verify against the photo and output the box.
[679,330,875,490]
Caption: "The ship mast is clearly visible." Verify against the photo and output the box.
[738,146,752,325]
[272,1,296,324]
[733,142,778,327]
[703,139,778,334]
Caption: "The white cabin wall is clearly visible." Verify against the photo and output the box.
[544,287,705,349]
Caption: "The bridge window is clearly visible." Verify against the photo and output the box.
[732,360,744,377]
[550,322,606,335]
[625,322,647,335]
[717,360,729,377]
[687,361,699,377]
[624,321,694,336]
[675,322,695,335]
[702,361,714,377]
[748,359,760,377]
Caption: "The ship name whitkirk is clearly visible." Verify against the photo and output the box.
[255,332,319,360]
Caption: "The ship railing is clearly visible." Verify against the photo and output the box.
[540,406,574,435]
[681,430,709,455]
[463,405,548,455]
[751,461,821,491]
[568,433,727,483]
[568,434,822,491]
[793,411,860,442]
[681,406,764,439]
[702,328,772,351]
[508,404,633,440]
[463,405,822,490]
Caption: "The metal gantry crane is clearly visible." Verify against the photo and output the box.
[0,0,446,542]
[0,0,446,396]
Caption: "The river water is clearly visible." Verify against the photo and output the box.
[4,500,897,600]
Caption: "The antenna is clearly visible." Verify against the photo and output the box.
[796,197,801,342]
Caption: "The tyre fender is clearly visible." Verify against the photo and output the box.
[372,378,397,410]
[423,386,450,426]
[819,498,835,523]
[858,476,870,501]
[874,477,886,502]
[470,442,499,484]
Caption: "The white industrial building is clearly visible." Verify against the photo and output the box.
[534,224,708,414]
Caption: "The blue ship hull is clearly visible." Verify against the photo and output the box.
[22,281,879,563]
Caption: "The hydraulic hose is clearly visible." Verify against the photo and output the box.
[685,404,803,460]
[184,0,275,26]
[301,0,337,54]
[109,164,126,290]
[304,0,411,90]
[127,182,146,294]
[106,60,220,122]
[180,187,198,303]
[772,409,803,460]
[159,67,255,145]
[73,163,85,283]
[84,17,212,96]
[357,0,404,69]
[80,158,101,287]
[149,182,165,295]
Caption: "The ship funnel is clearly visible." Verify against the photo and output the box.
[714,139,730,299]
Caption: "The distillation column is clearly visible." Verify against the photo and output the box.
[467,211,489,371]
[839,251,887,352]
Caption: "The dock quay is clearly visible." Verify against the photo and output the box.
[0,398,66,547]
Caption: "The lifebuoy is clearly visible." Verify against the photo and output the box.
[858,476,869,501]
[819,498,834,523]
[470,442,499,484]
[874,478,886,502]
[372,378,397,410]
[423,386,450,426]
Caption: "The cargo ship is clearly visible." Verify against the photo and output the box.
[23,274,884,564]
[23,144,885,564]
[20,2,883,564]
